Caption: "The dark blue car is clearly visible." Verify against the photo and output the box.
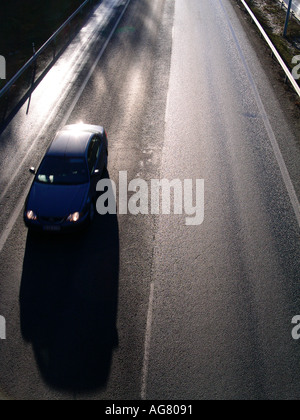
[24,124,108,232]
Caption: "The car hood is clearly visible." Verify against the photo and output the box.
[27,182,89,218]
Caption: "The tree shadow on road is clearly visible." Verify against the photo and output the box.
[19,194,119,393]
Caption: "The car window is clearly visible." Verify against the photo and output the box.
[87,136,101,174]
[36,157,89,185]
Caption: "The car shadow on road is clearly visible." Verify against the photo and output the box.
[19,184,119,393]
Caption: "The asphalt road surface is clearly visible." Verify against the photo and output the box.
[0,0,300,400]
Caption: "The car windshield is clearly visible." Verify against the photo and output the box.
[36,156,89,185]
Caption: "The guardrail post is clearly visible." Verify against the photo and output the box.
[53,36,57,61]
[31,43,37,89]
[1,89,9,124]
[68,22,72,41]
[283,0,293,37]
[26,44,38,115]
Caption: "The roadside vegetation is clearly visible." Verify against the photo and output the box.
[243,0,300,79]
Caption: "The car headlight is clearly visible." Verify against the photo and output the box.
[26,210,38,221]
[67,212,80,223]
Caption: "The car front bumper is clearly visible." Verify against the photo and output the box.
[24,211,90,233]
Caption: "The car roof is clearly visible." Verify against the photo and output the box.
[47,124,104,158]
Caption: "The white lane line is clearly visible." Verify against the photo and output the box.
[0,0,132,255]
[61,0,132,127]
[141,281,155,400]
[219,0,300,228]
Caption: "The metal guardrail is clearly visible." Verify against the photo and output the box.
[0,0,98,123]
[239,0,300,98]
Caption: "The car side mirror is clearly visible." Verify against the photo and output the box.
[29,167,36,175]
